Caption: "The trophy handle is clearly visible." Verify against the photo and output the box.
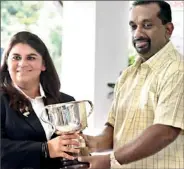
[40,107,56,136]
[68,100,94,117]
[85,100,93,117]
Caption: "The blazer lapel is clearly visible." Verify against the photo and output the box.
[22,109,47,140]
[20,96,56,140]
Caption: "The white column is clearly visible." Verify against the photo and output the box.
[61,1,96,101]
[61,1,129,131]
[94,1,129,129]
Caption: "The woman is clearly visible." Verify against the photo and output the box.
[0,31,80,169]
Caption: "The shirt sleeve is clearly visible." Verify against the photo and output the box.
[106,73,125,127]
[106,99,116,127]
[153,70,184,130]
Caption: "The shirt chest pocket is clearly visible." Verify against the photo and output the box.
[139,88,158,116]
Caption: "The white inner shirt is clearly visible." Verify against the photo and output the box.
[14,84,53,140]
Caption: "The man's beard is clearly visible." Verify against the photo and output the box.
[133,37,151,55]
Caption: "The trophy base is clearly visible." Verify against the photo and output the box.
[60,147,90,169]
[60,159,89,169]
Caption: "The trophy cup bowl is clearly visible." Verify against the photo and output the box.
[40,100,93,169]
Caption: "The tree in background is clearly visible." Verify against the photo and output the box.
[1,1,42,44]
[1,1,62,74]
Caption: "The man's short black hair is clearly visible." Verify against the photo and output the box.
[131,0,172,25]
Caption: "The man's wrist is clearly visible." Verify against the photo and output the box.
[110,152,121,167]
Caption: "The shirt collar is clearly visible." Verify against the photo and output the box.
[14,83,46,100]
[133,41,180,70]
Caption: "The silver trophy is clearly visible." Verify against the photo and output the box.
[40,100,93,168]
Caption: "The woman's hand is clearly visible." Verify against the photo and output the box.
[47,133,80,160]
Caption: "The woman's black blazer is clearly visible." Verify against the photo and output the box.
[0,91,75,169]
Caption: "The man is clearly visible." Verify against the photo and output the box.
[78,1,184,169]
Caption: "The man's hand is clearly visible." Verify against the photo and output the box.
[80,134,98,153]
[78,155,110,169]
[80,125,114,153]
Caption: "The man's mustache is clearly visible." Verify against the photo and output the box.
[133,37,150,44]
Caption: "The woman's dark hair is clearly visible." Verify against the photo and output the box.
[0,31,62,111]
[131,0,172,25]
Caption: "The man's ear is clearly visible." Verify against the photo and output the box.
[165,22,174,38]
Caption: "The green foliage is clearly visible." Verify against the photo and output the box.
[1,1,42,30]
[128,55,135,66]
[1,1,62,74]
[49,27,62,59]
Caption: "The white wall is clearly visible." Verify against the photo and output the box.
[94,1,129,128]
[61,1,96,101]
[168,1,184,55]
[61,1,129,131]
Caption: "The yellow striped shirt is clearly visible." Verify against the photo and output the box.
[108,41,184,169]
